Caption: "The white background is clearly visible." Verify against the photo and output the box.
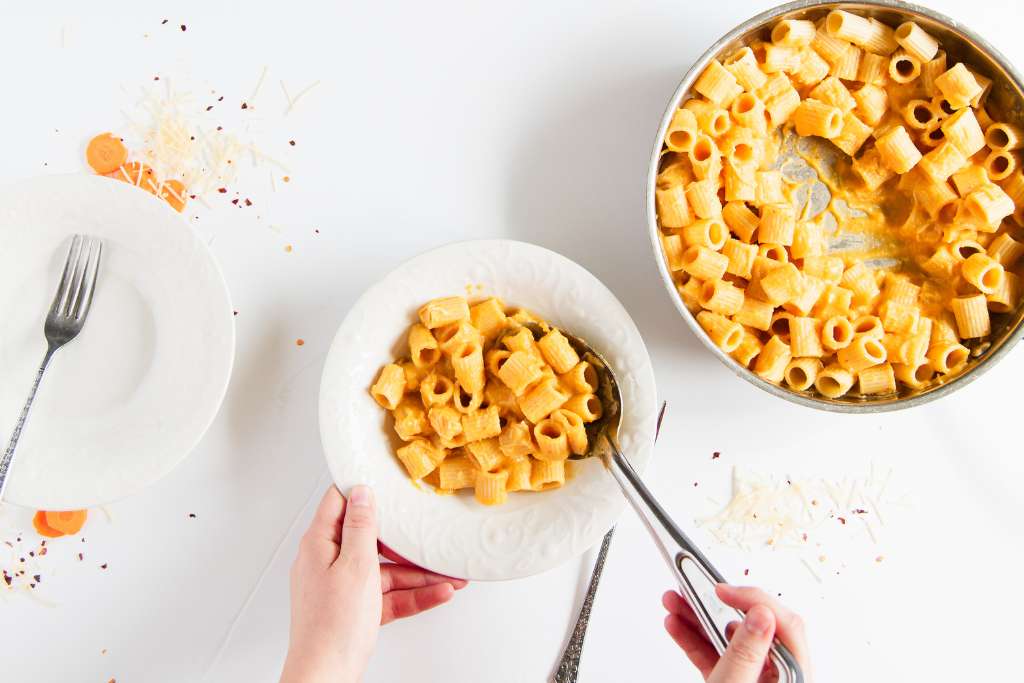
[1,1,1023,681]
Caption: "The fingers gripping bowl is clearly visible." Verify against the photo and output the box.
[647,0,1024,412]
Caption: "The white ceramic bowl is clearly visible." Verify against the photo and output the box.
[318,240,657,580]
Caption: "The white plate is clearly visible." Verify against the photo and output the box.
[319,240,657,581]
[0,175,234,509]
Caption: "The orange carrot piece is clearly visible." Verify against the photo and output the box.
[160,179,187,212]
[86,133,129,175]
[33,511,65,538]
[44,509,87,535]
[106,162,159,194]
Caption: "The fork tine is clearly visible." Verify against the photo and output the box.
[49,235,83,317]
[72,239,102,320]
[63,237,93,318]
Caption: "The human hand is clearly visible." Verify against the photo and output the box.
[662,584,813,683]
[280,485,468,683]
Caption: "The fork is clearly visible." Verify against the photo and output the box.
[0,235,103,501]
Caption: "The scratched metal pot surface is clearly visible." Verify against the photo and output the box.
[646,0,1024,413]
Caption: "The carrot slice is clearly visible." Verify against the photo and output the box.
[86,133,129,174]
[106,162,159,194]
[160,179,188,212]
[44,509,87,535]
[33,511,65,538]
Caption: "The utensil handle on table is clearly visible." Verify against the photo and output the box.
[603,435,804,683]
[0,348,55,500]
[553,527,615,683]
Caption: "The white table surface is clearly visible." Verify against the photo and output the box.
[2,1,1023,681]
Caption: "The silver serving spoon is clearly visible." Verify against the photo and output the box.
[514,323,804,683]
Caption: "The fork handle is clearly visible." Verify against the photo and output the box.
[0,347,56,501]
[603,436,804,683]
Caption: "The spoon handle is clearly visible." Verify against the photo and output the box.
[603,437,804,683]
[552,526,615,683]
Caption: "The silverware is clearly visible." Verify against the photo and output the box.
[646,0,1024,412]
[553,402,667,683]
[0,235,103,500]
[514,323,802,683]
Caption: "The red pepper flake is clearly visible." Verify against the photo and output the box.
[2,571,11,586]
[231,198,239,205]
[33,575,41,583]
[693,482,698,487]
[802,533,808,541]
[837,517,847,525]
[40,541,46,546]
[314,228,319,234]
[100,563,108,570]
[289,140,296,146]
[233,310,239,316]
[188,513,197,519]
[78,553,84,561]
[296,338,305,346]
[244,198,252,206]
[743,568,749,576]
[29,551,35,557]
[712,452,720,459]
[217,187,227,193]
[217,96,224,102]
[180,24,187,31]
[161,19,168,24]
[154,76,160,81]
[205,105,213,112]
[241,102,248,110]
[853,508,867,515]
[216,126,223,131]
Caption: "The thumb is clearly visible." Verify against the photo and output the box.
[709,604,776,683]
[337,485,378,565]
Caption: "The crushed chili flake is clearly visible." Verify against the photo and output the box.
[3,571,11,586]
[33,574,40,583]
[231,198,239,205]
[743,568,749,576]
[100,563,108,570]
[313,228,319,234]
[39,547,47,555]
[78,553,84,561]
[853,508,867,514]
[296,338,305,346]
[217,187,227,193]
[154,76,160,81]
[289,140,296,146]
[241,102,248,110]
[244,198,252,206]
[712,452,720,459]
[188,513,196,519]
[205,106,213,112]
[837,517,847,525]
[801,533,808,541]
[233,310,239,316]
[217,96,224,102]
[180,24,186,31]
[161,19,168,24]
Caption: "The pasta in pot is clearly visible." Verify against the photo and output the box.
[656,10,1024,400]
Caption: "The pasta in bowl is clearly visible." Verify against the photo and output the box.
[369,296,605,507]
[648,1,1024,411]
[320,240,657,580]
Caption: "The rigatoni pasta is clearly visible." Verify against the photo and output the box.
[371,297,604,505]
[656,7,1023,402]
